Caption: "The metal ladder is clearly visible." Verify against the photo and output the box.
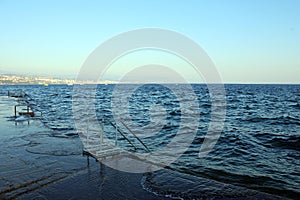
[8,90,42,120]
[82,118,150,160]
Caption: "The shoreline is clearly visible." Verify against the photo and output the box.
[0,95,293,200]
[0,96,169,200]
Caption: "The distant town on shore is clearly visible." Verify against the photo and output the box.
[0,74,116,85]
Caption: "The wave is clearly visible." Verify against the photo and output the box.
[268,135,300,151]
[254,132,300,151]
[141,168,294,200]
[243,115,300,125]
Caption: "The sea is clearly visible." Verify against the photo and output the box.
[0,84,299,199]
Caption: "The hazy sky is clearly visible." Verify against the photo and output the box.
[0,0,299,83]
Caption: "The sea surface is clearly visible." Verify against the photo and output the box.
[0,84,299,199]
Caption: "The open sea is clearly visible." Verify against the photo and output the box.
[0,84,299,199]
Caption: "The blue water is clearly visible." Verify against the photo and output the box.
[0,84,299,199]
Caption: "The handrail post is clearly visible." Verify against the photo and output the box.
[100,118,104,144]
[86,118,89,149]
[115,122,118,146]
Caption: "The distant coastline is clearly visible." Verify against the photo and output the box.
[0,74,299,85]
[0,74,116,85]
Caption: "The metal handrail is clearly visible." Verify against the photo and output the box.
[119,120,150,152]
[101,118,150,153]
[107,120,137,151]
[8,89,25,98]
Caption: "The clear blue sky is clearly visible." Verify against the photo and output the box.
[0,0,299,83]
